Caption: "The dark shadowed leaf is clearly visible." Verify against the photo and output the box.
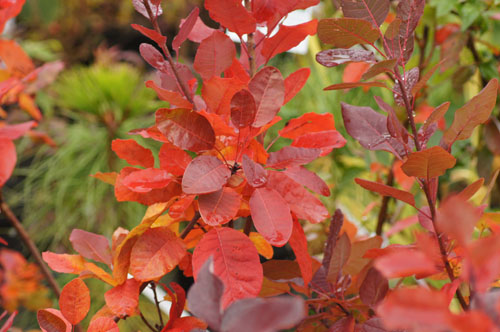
[199,187,241,226]
[192,228,263,308]
[317,18,379,48]
[249,66,285,127]
[172,7,199,54]
[37,309,70,332]
[182,155,231,194]
[393,67,419,105]
[187,258,224,331]
[205,0,256,36]
[401,146,456,180]
[220,296,305,332]
[267,146,321,169]
[329,316,355,332]
[262,20,318,62]
[242,154,268,187]
[442,79,498,146]
[230,89,257,128]
[360,268,388,308]
[323,210,344,271]
[194,31,236,81]
[156,108,215,152]
[316,48,375,67]
[355,178,415,206]
[250,187,293,246]
[283,166,330,196]
[69,230,112,265]
[327,233,351,284]
[341,0,389,27]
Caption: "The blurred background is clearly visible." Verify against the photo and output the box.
[1,0,500,329]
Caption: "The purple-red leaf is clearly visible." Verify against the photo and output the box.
[156,108,215,152]
[361,59,397,80]
[316,48,375,67]
[341,0,390,27]
[283,166,330,197]
[192,228,263,308]
[242,154,268,188]
[69,229,112,265]
[230,89,257,128]
[172,7,199,54]
[359,267,389,308]
[267,146,321,169]
[317,18,379,48]
[198,187,241,226]
[249,66,285,127]
[182,155,231,194]
[250,187,293,246]
[132,0,162,19]
[194,31,236,81]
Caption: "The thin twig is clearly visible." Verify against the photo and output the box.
[0,195,61,298]
[140,312,159,332]
[151,283,165,329]
[243,216,253,236]
[180,212,201,240]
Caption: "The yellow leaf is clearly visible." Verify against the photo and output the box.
[249,232,273,259]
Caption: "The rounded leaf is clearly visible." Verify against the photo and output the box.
[182,155,231,194]
[199,187,241,226]
[249,66,285,127]
[38,309,70,332]
[230,89,256,128]
[87,317,119,332]
[59,278,91,325]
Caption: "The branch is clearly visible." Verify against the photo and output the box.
[0,194,61,298]
[180,212,201,239]
[151,282,165,329]
[376,167,394,235]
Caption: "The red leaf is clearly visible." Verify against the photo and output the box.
[104,279,141,318]
[182,155,231,194]
[69,229,112,265]
[376,288,452,331]
[198,187,241,226]
[59,278,91,325]
[268,171,328,224]
[249,66,285,127]
[0,0,25,33]
[204,0,256,36]
[159,143,191,176]
[341,0,390,27]
[279,112,335,139]
[401,146,456,180]
[250,187,293,246]
[343,62,371,83]
[202,76,247,117]
[267,146,321,169]
[87,317,119,332]
[355,178,415,206]
[374,248,438,278]
[37,309,70,332]
[359,267,388,308]
[0,311,16,332]
[139,43,168,72]
[194,31,236,81]
[155,108,215,152]
[283,68,310,104]
[242,154,268,188]
[230,89,257,128]
[131,24,166,46]
[261,20,317,62]
[192,228,263,308]
[129,227,186,281]
[220,297,306,332]
[437,196,481,245]
[0,121,36,140]
[289,219,313,286]
[187,258,224,331]
[329,316,355,332]
[187,17,216,43]
[0,138,16,187]
[122,168,173,193]
[283,166,330,196]
[111,139,154,168]
[291,130,346,156]
[145,80,193,109]
[172,7,199,54]
[317,18,380,48]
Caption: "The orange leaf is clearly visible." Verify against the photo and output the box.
[87,317,119,332]
[401,146,456,180]
[59,278,90,325]
[105,279,141,318]
[90,172,117,186]
[456,178,484,201]
[355,178,415,206]
[111,139,154,168]
[42,252,85,274]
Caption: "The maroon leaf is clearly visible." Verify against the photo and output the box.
[393,67,419,105]
[283,166,330,197]
[220,297,305,332]
[317,18,380,48]
[194,31,236,81]
[182,155,231,194]
[267,146,321,169]
[230,89,257,128]
[316,48,375,67]
[250,187,293,246]
[329,316,355,332]
[187,258,224,331]
[341,102,406,157]
[323,210,343,271]
[156,108,215,152]
[359,267,389,308]
[132,0,162,19]
[122,168,173,193]
[172,7,199,54]
[139,43,168,72]
[242,155,268,188]
[327,233,351,284]
[198,187,241,226]
[69,229,112,266]
[268,171,329,224]
[341,0,390,27]
[249,66,285,127]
